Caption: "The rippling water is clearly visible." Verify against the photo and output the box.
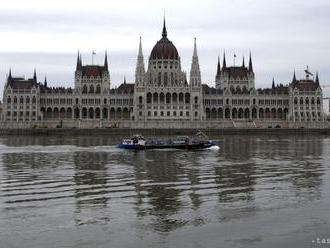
[0,134,330,248]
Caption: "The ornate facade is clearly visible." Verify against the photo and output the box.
[1,20,325,128]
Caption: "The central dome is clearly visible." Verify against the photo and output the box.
[150,20,179,60]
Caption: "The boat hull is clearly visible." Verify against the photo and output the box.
[117,141,216,150]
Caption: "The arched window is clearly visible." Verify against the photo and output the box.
[14,96,17,104]
[294,97,298,104]
[7,97,11,104]
[139,96,143,104]
[32,96,36,104]
[96,85,101,94]
[26,96,30,104]
[194,96,198,104]
[89,85,94,93]
[300,98,303,105]
[20,97,24,104]
[82,85,87,94]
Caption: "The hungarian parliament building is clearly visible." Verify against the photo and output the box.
[1,20,325,128]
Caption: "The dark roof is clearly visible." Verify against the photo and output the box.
[257,85,289,95]
[150,37,179,60]
[116,83,134,94]
[202,84,223,94]
[222,66,251,79]
[292,80,320,92]
[7,77,38,90]
[81,65,107,77]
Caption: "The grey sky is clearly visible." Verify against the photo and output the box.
[0,0,330,100]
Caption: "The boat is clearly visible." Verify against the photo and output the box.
[117,132,217,150]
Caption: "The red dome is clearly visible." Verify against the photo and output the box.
[150,37,179,60]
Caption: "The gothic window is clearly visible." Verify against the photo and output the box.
[164,72,168,86]
[148,111,151,116]
[14,96,17,104]
[158,72,161,85]
[300,98,303,105]
[317,98,321,105]
[89,85,94,93]
[7,97,11,104]
[26,97,30,104]
[76,98,79,104]
[185,93,190,104]
[104,98,107,105]
[311,97,315,105]
[139,96,143,104]
[147,92,152,104]
[82,85,87,94]
[167,111,170,116]
[305,98,309,105]
[294,97,298,104]
[154,111,157,116]
[166,93,171,104]
[194,96,198,104]
[96,85,101,94]
[32,96,36,104]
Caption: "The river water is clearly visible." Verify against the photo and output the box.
[0,134,329,248]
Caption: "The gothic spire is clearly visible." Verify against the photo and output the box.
[44,76,48,87]
[222,52,227,69]
[315,72,319,85]
[104,51,108,71]
[190,37,201,87]
[242,56,245,67]
[138,36,143,57]
[33,68,37,82]
[124,76,126,84]
[216,56,221,76]
[292,70,297,83]
[76,50,80,70]
[248,52,253,72]
[272,78,275,89]
[162,16,167,38]
[193,37,198,57]
[8,68,12,80]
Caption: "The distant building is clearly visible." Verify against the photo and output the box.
[1,19,325,128]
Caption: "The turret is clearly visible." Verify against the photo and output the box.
[315,72,319,85]
[104,51,108,72]
[189,37,201,87]
[76,51,82,70]
[292,70,297,84]
[222,52,227,69]
[135,36,145,85]
[33,68,37,82]
[248,52,253,72]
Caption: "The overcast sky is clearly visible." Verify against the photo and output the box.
[0,0,329,102]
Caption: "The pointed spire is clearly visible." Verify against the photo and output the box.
[124,76,126,84]
[272,78,275,89]
[217,56,221,75]
[44,76,48,87]
[242,56,245,67]
[33,68,37,82]
[8,68,12,80]
[104,51,108,71]
[248,52,253,72]
[222,52,227,68]
[138,36,143,57]
[193,37,198,57]
[76,50,80,70]
[315,72,319,85]
[162,16,167,38]
[292,70,297,83]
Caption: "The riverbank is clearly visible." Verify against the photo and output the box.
[0,127,330,136]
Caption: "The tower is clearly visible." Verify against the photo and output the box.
[189,38,201,88]
[135,36,145,87]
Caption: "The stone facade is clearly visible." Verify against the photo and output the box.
[0,20,325,128]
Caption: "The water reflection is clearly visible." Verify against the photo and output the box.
[0,134,327,239]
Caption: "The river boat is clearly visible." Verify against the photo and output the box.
[117,132,217,150]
